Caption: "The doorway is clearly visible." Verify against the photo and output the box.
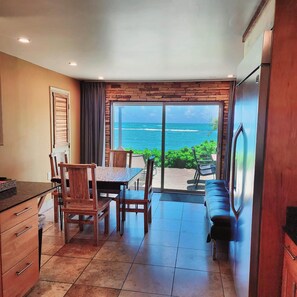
[111,102,222,193]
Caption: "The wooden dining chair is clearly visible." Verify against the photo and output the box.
[59,163,111,246]
[109,149,133,168]
[49,151,68,228]
[116,156,155,233]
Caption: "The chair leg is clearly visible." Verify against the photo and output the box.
[94,215,99,246]
[144,204,148,233]
[59,205,63,231]
[116,199,120,232]
[195,173,201,187]
[148,204,152,223]
[79,215,84,231]
[53,195,59,223]
[212,239,217,260]
[104,205,110,234]
[64,213,69,243]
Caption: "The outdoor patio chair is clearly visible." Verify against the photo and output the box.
[192,147,216,187]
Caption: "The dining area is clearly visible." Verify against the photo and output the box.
[48,150,155,245]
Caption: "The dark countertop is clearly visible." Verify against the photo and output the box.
[283,206,297,245]
[0,181,57,212]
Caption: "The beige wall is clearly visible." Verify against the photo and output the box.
[0,52,80,182]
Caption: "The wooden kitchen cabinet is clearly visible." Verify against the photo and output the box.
[0,181,56,297]
[282,234,297,297]
[0,198,39,297]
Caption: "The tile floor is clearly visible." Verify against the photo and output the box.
[28,193,237,297]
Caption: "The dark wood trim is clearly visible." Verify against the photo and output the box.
[242,0,270,42]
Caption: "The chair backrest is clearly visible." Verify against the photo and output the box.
[49,151,68,178]
[109,149,133,168]
[132,154,146,169]
[144,156,155,200]
[59,163,98,210]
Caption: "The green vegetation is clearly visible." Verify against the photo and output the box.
[129,140,217,169]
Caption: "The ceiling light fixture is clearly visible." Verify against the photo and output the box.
[18,37,30,44]
[69,61,77,66]
[227,74,234,78]
[98,76,104,80]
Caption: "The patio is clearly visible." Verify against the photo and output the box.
[137,167,216,193]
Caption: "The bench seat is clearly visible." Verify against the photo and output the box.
[205,179,232,260]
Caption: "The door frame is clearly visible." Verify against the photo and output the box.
[111,101,224,194]
[161,102,223,193]
[49,87,71,157]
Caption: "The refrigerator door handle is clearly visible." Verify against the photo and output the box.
[229,123,243,219]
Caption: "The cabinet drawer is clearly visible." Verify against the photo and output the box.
[0,199,37,233]
[1,215,38,274]
[2,248,39,297]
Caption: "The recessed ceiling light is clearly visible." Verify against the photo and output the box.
[227,74,234,78]
[98,76,104,80]
[69,61,77,66]
[18,37,30,44]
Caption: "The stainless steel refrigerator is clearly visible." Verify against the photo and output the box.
[229,31,272,297]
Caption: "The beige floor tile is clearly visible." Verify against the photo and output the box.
[27,280,72,297]
[178,232,211,250]
[172,269,224,297]
[73,224,113,241]
[108,228,145,245]
[221,274,237,297]
[176,248,220,272]
[65,284,120,297]
[76,259,131,289]
[149,218,181,232]
[55,238,104,258]
[94,241,140,262]
[119,291,168,297]
[43,221,54,232]
[135,244,177,267]
[40,256,90,283]
[41,235,65,255]
[180,219,209,234]
[43,223,78,238]
[143,230,179,247]
[123,264,174,295]
[219,258,233,275]
[40,255,52,267]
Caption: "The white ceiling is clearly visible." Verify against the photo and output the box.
[0,0,261,81]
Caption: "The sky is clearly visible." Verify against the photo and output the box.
[113,104,219,124]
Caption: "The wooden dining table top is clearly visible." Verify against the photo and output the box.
[52,166,143,185]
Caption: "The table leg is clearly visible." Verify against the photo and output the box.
[120,185,126,236]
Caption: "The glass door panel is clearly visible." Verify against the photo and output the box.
[112,103,162,189]
[164,104,220,192]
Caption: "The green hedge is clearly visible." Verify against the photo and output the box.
[129,140,216,169]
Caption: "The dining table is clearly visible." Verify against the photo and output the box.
[52,166,143,235]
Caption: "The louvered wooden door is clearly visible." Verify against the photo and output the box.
[50,87,70,157]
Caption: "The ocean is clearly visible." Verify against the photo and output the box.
[113,122,218,151]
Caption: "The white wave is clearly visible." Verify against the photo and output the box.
[114,127,200,132]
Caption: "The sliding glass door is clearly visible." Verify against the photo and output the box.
[163,104,221,192]
[111,102,222,192]
[112,104,162,189]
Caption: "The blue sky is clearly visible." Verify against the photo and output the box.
[113,105,219,124]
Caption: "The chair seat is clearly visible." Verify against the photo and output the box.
[63,197,111,213]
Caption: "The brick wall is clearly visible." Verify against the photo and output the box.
[105,81,233,178]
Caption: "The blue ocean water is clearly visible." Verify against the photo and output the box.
[113,122,217,151]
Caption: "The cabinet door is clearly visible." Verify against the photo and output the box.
[282,260,297,297]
